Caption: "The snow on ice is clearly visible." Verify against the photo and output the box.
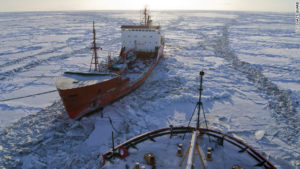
[0,11,300,168]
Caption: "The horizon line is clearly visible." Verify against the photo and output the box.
[0,8,293,14]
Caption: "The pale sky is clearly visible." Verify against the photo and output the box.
[0,0,296,12]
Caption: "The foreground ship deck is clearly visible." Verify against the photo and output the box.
[101,127,275,169]
[100,71,276,169]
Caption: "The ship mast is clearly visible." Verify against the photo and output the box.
[184,71,209,133]
[90,21,101,72]
[143,8,147,26]
[180,71,209,169]
[142,7,151,26]
[197,71,204,129]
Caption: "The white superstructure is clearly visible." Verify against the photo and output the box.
[120,8,163,52]
[121,25,162,52]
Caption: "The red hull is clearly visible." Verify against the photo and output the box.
[57,46,164,119]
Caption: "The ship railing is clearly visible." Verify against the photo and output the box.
[100,126,276,169]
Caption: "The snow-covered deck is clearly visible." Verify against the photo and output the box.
[55,72,117,90]
[102,127,275,169]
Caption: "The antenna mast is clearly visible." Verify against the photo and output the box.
[180,72,208,169]
[90,21,101,72]
[144,7,147,26]
[197,71,204,129]
[183,71,210,140]
[141,7,151,26]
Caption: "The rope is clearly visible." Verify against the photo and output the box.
[0,90,57,102]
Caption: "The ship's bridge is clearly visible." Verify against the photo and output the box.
[121,25,162,52]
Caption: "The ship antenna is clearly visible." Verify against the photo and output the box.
[144,7,147,26]
[183,71,210,141]
[89,21,101,72]
[142,6,150,26]
[196,72,202,129]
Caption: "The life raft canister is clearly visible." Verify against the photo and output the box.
[118,146,129,159]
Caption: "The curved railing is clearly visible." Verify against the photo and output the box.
[101,126,276,169]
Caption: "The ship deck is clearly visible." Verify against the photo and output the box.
[103,134,263,169]
[56,52,156,91]
[55,72,117,90]
[125,58,154,83]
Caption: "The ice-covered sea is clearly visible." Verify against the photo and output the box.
[0,10,299,168]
